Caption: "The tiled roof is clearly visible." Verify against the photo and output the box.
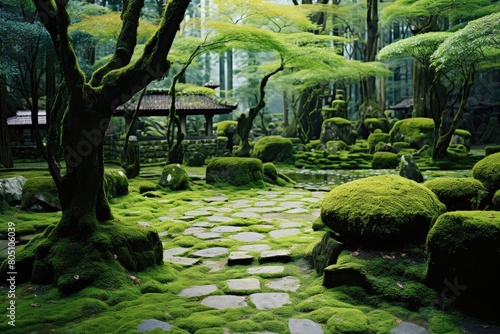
[389,98,413,110]
[115,92,238,116]
[7,110,47,126]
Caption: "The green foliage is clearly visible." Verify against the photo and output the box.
[251,136,295,164]
[472,152,500,193]
[371,151,399,169]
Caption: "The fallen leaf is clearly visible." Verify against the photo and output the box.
[394,318,403,323]
[488,215,495,219]
[396,282,404,289]
[31,303,40,307]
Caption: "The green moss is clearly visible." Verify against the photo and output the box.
[104,170,129,198]
[472,152,500,193]
[262,162,296,187]
[206,157,265,188]
[20,176,59,210]
[251,135,295,164]
[138,181,157,193]
[364,118,390,133]
[485,145,500,156]
[371,151,399,169]
[453,128,471,138]
[215,120,238,136]
[325,308,371,333]
[423,177,487,210]
[367,132,391,153]
[389,117,434,149]
[323,117,352,127]
[321,175,446,249]
[158,164,190,191]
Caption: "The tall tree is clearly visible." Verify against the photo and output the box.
[0,0,190,294]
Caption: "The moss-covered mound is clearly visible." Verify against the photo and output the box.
[20,176,60,211]
[371,151,399,169]
[389,117,434,149]
[103,170,129,199]
[367,131,391,153]
[158,164,190,191]
[423,177,487,211]
[206,157,265,188]
[320,175,446,249]
[262,162,296,187]
[472,152,500,193]
[251,135,295,164]
[494,190,500,210]
[426,211,500,318]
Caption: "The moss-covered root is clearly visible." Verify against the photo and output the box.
[1,220,163,295]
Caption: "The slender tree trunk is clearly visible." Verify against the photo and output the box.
[0,78,13,168]
[362,0,378,104]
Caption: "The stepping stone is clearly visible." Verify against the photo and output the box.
[257,190,283,196]
[157,231,169,237]
[228,251,254,266]
[285,208,309,214]
[301,197,320,203]
[191,247,228,258]
[279,222,302,228]
[163,256,200,267]
[202,259,228,272]
[227,278,261,291]
[183,210,212,217]
[193,232,222,240]
[163,247,189,257]
[254,201,277,207]
[247,266,285,275]
[269,229,300,239]
[193,222,214,228]
[138,221,153,228]
[259,250,292,264]
[288,319,323,334]
[201,295,248,309]
[242,207,286,213]
[203,196,228,203]
[178,284,218,297]
[231,211,262,219]
[138,319,173,332]
[208,216,234,223]
[211,226,242,233]
[279,201,304,208]
[238,244,271,252]
[266,276,301,292]
[250,293,290,310]
[390,322,430,334]
[231,232,266,242]
[183,227,206,235]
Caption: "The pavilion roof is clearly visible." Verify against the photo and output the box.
[7,110,46,126]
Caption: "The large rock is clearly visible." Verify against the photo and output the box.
[399,155,423,183]
[158,164,190,191]
[251,135,295,164]
[206,157,265,188]
[426,211,500,319]
[389,117,434,149]
[320,175,446,249]
[472,152,500,193]
[20,176,60,212]
[320,117,356,145]
[0,176,27,204]
[423,177,488,210]
[103,170,129,198]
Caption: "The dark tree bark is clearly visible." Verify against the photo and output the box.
[361,0,378,104]
[6,0,191,293]
[0,78,13,168]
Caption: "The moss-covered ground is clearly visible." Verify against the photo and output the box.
[0,164,495,333]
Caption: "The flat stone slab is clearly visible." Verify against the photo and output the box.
[285,208,310,214]
[288,319,323,334]
[201,295,248,309]
[193,232,222,239]
[163,256,200,266]
[279,222,303,228]
[242,207,287,213]
[138,221,153,228]
[208,216,234,223]
[193,222,214,228]
[191,247,228,258]
[211,226,242,233]
[238,244,271,252]
[259,249,292,264]
[183,227,206,235]
[250,293,290,310]
[231,211,262,219]
[202,259,228,272]
[269,229,301,239]
[138,319,173,332]
[163,247,189,257]
[230,232,266,242]
[203,196,228,203]
[228,251,254,266]
[178,284,218,297]
[266,276,301,292]
[227,278,261,291]
[254,201,277,207]
[183,210,212,217]
[278,201,304,208]
[390,322,430,334]
[247,266,285,275]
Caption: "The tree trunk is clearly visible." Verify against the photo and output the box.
[413,62,432,118]
[361,0,378,104]
[0,78,13,168]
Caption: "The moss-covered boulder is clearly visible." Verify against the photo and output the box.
[364,117,390,133]
[325,140,348,154]
[251,135,295,164]
[206,157,265,188]
[215,120,240,152]
[158,164,190,191]
[20,177,60,212]
[371,151,399,169]
[399,155,423,183]
[320,117,355,145]
[450,129,471,152]
[103,170,129,199]
[424,177,488,211]
[262,162,296,187]
[367,130,391,153]
[472,152,500,193]
[389,117,434,149]
[426,211,500,318]
[320,175,446,249]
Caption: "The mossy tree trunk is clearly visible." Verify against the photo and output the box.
[0,77,13,168]
[19,0,190,293]
[235,62,284,157]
